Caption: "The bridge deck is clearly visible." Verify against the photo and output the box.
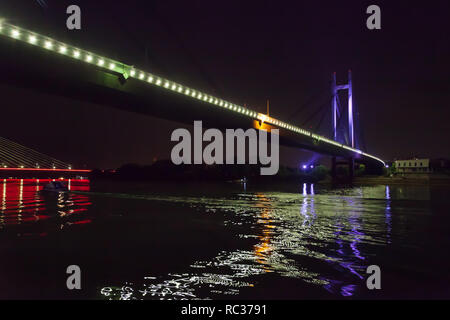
[0,21,384,168]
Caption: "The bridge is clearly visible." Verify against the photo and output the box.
[0,21,385,176]
[0,135,90,177]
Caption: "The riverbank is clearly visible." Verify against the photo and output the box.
[352,174,450,186]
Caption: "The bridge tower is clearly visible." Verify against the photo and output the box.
[331,70,354,147]
[331,70,355,182]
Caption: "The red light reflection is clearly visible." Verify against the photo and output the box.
[0,179,92,233]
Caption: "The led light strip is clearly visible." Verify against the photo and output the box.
[0,21,385,166]
[0,167,91,172]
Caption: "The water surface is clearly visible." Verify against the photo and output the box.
[1,179,449,299]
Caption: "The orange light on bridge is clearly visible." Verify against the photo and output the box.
[253,119,274,132]
[253,120,272,132]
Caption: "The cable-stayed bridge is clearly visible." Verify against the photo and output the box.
[0,136,89,175]
[0,21,385,176]
[0,136,68,169]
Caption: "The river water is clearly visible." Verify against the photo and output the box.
[1,179,449,299]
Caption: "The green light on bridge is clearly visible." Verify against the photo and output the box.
[28,35,37,44]
[44,40,53,49]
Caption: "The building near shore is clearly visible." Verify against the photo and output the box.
[394,158,450,174]
[394,158,430,173]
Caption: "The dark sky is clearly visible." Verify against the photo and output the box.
[0,0,449,168]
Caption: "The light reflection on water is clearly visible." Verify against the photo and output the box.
[99,184,398,300]
[0,179,91,235]
[2,180,444,299]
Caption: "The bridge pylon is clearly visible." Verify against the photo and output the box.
[331,70,354,147]
[331,70,355,183]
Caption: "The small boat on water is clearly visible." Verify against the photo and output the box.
[43,181,68,192]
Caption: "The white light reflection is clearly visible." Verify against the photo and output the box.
[385,185,392,244]
[98,187,394,300]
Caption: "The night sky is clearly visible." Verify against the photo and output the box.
[0,0,449,169]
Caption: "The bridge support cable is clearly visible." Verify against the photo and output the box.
[353,96,367,152]
[288,87,329,121]
[0,137,60,166]
[0,136,69,169]
[313,106,329,135]
[151,11,226,97]
[300,101,329,128]
[0,141,54,167]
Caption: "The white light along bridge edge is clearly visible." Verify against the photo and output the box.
[0,21,385,166]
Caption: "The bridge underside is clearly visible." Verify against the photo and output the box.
[0,36,382,169]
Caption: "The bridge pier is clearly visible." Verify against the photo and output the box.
[331,157,337,180]
[331,156,355,184]
[348,157,354,181]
